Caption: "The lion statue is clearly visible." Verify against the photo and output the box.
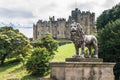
[70,22,98,58]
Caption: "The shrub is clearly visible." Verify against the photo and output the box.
[0,27,31,65]
[31,33,58,55]
[26,48,51,76]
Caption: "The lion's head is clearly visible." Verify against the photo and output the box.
[70,22,84,36]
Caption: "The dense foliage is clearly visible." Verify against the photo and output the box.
[98,19,120,62]
[31,33,58,55]
[26,48,51,75]
[96,3,120,30]
[0,26,31,65]
[26,33,58,75]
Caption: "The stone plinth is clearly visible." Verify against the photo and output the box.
[66,58,103,62]
[50,58,115,80]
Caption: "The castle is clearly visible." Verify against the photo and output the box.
[33,8,96,40]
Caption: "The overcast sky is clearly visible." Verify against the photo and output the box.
[0,0,119,38]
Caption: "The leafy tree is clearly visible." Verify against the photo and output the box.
[98,19,120,62]
[31,33,58,55]
[0,26,32,65]
[41,33,58,55]
[96,3,120,30]
[31,39,42,47]
[26,33,58,75]
[26,48,51,76]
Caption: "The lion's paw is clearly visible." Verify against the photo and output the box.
[93,55,98,58]
[72,54,80,58]
[79,54,85,58]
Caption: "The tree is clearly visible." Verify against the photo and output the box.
[0,26,32,65]
[96,3,120,30]
[26,48,51,76]
[98,19,120,62]
[31,33,58,55]
[26,33,58,75]
[41,33,58,55]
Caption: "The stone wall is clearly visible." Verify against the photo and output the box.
[50,62,115,80]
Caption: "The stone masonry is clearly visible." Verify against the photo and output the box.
[50,59,115,80]
[33,8,96,40]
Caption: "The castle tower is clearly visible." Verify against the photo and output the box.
[33,24,37,40]
[70,8,95,34]
[57,18,66,38]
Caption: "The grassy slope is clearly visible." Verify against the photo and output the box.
[0,43,76,80]
[56,39,71,43]
[51,43,75,62]
[0,60,37,80]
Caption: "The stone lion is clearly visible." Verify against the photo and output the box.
[70,22,98,58]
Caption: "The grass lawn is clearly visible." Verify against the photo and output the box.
[56,39,71,43]
[0,59,38,80]
[51,43,75,62]
[0,43,77,80]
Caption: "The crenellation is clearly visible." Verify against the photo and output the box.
[33,8,96,40]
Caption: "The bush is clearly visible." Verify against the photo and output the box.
[26,48,51,76]
[41,33,58,55]
[0,27,31,65]
[31,33,58,55]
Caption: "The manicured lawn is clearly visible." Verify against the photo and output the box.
[56,39,71,43]
[51,43,76,62]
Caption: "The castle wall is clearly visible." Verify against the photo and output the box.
[57,19,66,39]
[33,8,95,40]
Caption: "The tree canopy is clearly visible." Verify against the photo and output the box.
[0,26,32,65]
[31,33,58,55]
[98,19,120,62]
[96,3,120,30]
[26,33,58,75]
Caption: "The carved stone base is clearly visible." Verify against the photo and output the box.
[66,58,103,62]
[50,59,115,80]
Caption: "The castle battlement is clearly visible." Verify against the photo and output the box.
[33,8,96,40]
[57,18,66,21]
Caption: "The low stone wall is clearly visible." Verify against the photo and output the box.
[50,61,115,80]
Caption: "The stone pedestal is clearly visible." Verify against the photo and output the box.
[50,58,115,80]
[66,58,103,62]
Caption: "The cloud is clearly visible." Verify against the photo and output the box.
[102,0,117,8]
[69,1,97,11]
[0,7,34,18]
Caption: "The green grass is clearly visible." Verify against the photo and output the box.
[0,43,77,80]
[51,43,75,62]
[0,59,37,80]
[56,39,71,43]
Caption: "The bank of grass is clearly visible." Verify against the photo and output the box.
[0,43,76,80]
[51,43,75,62]
[56,39,71,43]
[0,59,38,80]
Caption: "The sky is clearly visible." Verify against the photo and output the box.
[0,0,119,38]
